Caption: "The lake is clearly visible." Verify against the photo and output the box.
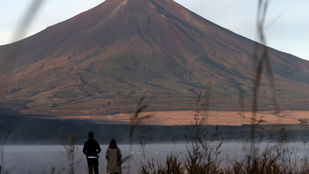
[1,142,309,174]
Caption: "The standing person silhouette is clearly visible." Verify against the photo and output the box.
[83,131,101,174]
[106,139,122,174]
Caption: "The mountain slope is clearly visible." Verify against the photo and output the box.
[1,0,309,116]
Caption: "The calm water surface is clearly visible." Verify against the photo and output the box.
[1,142,308,174]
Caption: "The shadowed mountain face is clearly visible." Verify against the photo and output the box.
[1,0,309,116]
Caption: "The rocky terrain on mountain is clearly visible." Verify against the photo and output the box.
[1,0,309,116]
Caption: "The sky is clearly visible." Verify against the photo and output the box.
[0,0,308,60]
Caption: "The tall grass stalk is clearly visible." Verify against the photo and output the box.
[0,131,10,174]
[127,96,152,173]
[250,0,280,161]
[62,132,82,174]
[2,0,45,73]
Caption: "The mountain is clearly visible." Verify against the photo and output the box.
[1,0,309,116]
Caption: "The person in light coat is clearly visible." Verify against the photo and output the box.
[105,139,122,174]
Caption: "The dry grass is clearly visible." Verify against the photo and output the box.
[56,110,309,126]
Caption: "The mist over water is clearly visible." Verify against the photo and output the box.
[1,142,308,174]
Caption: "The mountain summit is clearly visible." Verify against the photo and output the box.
[1,0,309,116]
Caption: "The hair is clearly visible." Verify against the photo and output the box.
[88,131,94,139]
[109,139,117,149]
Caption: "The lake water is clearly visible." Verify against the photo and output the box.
[1,142,309,174]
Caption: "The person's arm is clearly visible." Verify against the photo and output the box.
[96,142,102,154]
[118,148,122,159]
[105,148,109,160]
[82,142,87,156]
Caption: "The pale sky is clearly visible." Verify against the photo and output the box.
[0,0,308,60]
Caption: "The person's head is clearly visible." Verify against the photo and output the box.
[88,131,94,139]
[109,139,117,149]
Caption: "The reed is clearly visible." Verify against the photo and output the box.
[61,132,82,174]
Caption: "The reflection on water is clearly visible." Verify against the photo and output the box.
[1,142,308,174]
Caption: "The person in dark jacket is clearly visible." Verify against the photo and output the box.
[83,131,101,174]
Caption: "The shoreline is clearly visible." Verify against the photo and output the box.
[55,110,309,126]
